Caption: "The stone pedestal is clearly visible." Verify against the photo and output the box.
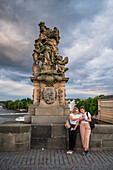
[26,76,70,124]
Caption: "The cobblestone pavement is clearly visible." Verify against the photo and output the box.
[0,149,113,170]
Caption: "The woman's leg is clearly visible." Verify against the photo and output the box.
[84,123,91,151]
[80,123,85,149]
[71,126,79,150]
[69,130,73,150]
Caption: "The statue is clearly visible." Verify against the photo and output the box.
[32,21,68,77]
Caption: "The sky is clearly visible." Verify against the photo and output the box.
[0,0,113,101]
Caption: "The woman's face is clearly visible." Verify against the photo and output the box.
[73,108,79,114]
[80,109,85,114]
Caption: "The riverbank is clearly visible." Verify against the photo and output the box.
[0,113,28,124]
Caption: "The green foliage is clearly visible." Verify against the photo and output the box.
[76,95,104,116]
[4,98,33,110]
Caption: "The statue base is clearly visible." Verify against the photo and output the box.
[25,105,70,124]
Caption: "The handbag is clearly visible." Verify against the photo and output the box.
[65,119,71,129]
[86,112,95,130]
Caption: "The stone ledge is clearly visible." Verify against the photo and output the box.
[92,125,113,134]
[0,124,31,134]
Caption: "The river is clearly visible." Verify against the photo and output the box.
[0,106,28,124]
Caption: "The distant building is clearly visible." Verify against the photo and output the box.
[66,99,75,111]
[98,95,113,123]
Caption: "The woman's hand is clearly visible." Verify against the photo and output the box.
[73,127,76,131]
[79,115,85,121]
[84,117,91,122]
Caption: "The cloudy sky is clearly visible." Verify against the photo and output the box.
[0,0,113,101]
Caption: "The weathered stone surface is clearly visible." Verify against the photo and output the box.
[15,133,30,143]
[47,138,66,149]
[24,115,31,123]
[91,133,102,141]
[14,142,30,151]
[0,124,31,134]
[51,124,67,138]
[31,138,67,149]
[102,140,113,147]
[91,125,113,134]
[89,140,102,148]
[28,105,36,115]
[31,125,51,138]
[31,115,67,124]
[0,123,113,151]
[101,134,113,140]
[0,133,3,144]
[35,106,64,116]
[0,124,31,151]
[31,138,48,149]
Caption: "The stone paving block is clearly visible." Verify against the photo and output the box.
[0,149,113,169]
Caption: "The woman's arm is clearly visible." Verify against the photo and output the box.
[79,115,85,121]
[84,116,91,122]
[70,116,79,121]
[73,120,79,130]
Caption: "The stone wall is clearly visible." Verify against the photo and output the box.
[31,124,113,151]
[0,124,31,151]
[89,124,113,150]
[0,124,113,151]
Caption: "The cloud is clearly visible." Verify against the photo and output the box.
[0,78,33,101]
[0,0,112,100]
[64,0,113,98]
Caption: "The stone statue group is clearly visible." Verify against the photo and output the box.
[32,21,68,77]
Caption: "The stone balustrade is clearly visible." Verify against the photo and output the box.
[0,124,31,151]
[0,124,113,151]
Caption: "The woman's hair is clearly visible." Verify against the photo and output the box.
[80,106,85,110]
[73,107,78,112]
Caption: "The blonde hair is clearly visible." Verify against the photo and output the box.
[73,107,78,113]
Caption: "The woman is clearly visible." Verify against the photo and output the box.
[67,107,82,154]
[79,106,91,156]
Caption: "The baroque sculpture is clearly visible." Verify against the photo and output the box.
[28,21,69,121]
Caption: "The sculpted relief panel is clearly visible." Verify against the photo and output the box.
[42,88,57,104]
